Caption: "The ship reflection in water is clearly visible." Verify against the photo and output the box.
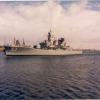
[0,53,100,99]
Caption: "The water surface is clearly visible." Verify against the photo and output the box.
[0,53,100,99]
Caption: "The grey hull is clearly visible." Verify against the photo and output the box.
[5,49,82,56]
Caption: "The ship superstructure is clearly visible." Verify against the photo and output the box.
[35,30,70,50]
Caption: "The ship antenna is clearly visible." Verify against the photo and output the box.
[50,28,52,33]
[22,38,25,46]
[14,37,16,46]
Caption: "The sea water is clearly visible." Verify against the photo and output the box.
[0,52,100,99]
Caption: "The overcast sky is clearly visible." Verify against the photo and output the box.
[0,0,100,49]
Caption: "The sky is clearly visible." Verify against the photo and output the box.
[0,0,100,49]
[0,0,100,1]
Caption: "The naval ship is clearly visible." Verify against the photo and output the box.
[4,30,82,56]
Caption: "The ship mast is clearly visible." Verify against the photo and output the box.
[22,39,25,46]
[13,37,16,46]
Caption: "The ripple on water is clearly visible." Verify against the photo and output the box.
[0,55,100,99]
